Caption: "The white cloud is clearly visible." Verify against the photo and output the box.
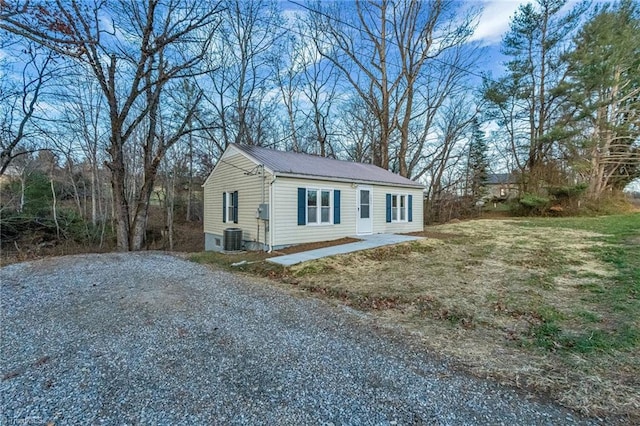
[470,0,528,45]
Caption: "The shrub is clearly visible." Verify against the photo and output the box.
[548,183,588,199]
[0,207,104,250]
[514,193,551,215]
[582,191,637,215]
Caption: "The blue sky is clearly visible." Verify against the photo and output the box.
[281,0,533,78]
[471,0,528,75]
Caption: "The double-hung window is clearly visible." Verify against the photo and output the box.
[223,191,238,223]
[307,189,332,225]
[391,194,407,222]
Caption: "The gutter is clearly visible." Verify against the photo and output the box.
[272,172,425,190]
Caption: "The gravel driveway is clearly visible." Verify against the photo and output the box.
[1,252,595,425]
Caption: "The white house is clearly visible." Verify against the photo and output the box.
[203,144,424,251]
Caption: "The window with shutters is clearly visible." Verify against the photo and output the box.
[307,188,332,225]
[391,194,408,222]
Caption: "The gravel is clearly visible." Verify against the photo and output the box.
[1,252,597,425]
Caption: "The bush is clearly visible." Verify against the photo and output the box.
[6,172,54,216]
[0,210,58,245]
[581,191,637,215]
[424,194,478,224]
[514,193,551,215]
[0,208,104,250]
[548,183,588,199]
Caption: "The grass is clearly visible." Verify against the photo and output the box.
[517,215,639,348]
[190,213,640,422]
[189,250,289,279]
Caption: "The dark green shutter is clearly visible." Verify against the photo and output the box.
[408,194,413,222]
[233,191,239,224]
[297,188,306,225]
[222,192,227,223]
[386,194,392,223]
[333,190,341,224]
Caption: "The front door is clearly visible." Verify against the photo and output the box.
[356,186,373,235]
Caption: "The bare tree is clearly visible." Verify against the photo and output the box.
[201,0,283,153]
[425,95,477,202]
[270,16,340,156]
[299,24,340,158]
[63,76,108,228]
[338,97,377,163]
[0,43,56,176]
[2,0,223,250]
[271,32,304,152]
[308,0,477,176]
[402,44,480,180]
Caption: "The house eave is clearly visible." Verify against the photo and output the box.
[202,145,276,187]
[273,172,425,190]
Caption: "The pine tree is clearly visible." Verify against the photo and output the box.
[483,0,588,192]
[560,0,640,198]
[467,118,489,200]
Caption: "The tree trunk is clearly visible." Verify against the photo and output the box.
[110,162,131,251]
[186,130,193,221]
[167,170,175,251]
[91,165,98,226]
[19,174,25,213]
[130,208,148,251]
[50,177,60,240]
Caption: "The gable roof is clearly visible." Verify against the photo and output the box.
[486,173,517,185]
[232,144,424,188]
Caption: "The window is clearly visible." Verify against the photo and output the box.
[360,189,370,219]
[386,193,412,223]
[391,194,407,222]
[392,194,398,221]
[307,189,332,225]
[321,190,330,223]
[223,191,238,223]
[307,190,317,223]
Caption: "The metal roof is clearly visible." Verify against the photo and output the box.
[232,144,423,188]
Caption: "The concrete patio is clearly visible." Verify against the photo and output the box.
[267,234,423,266]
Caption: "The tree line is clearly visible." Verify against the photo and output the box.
[1,0,638,252]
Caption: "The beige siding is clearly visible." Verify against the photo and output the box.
[272,177,356,247]
[272,177,423,247]
[371,185,424,234]
[205,148,424,249]
[203,149,272,245]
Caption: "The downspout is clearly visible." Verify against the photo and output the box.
[268,176,276,252]
[261,164,267,249]
[261,164,266,204]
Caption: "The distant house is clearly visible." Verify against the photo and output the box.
[486,173,519,200]
[203,144,424,251]
[0,165,19,188]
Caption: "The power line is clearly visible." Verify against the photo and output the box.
[286,0,504,87]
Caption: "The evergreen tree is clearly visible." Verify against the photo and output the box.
[483,0,588,192]
[467,118,489,200]
[560,0,640,198]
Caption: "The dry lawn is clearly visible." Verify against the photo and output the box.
[284,218,640,422]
